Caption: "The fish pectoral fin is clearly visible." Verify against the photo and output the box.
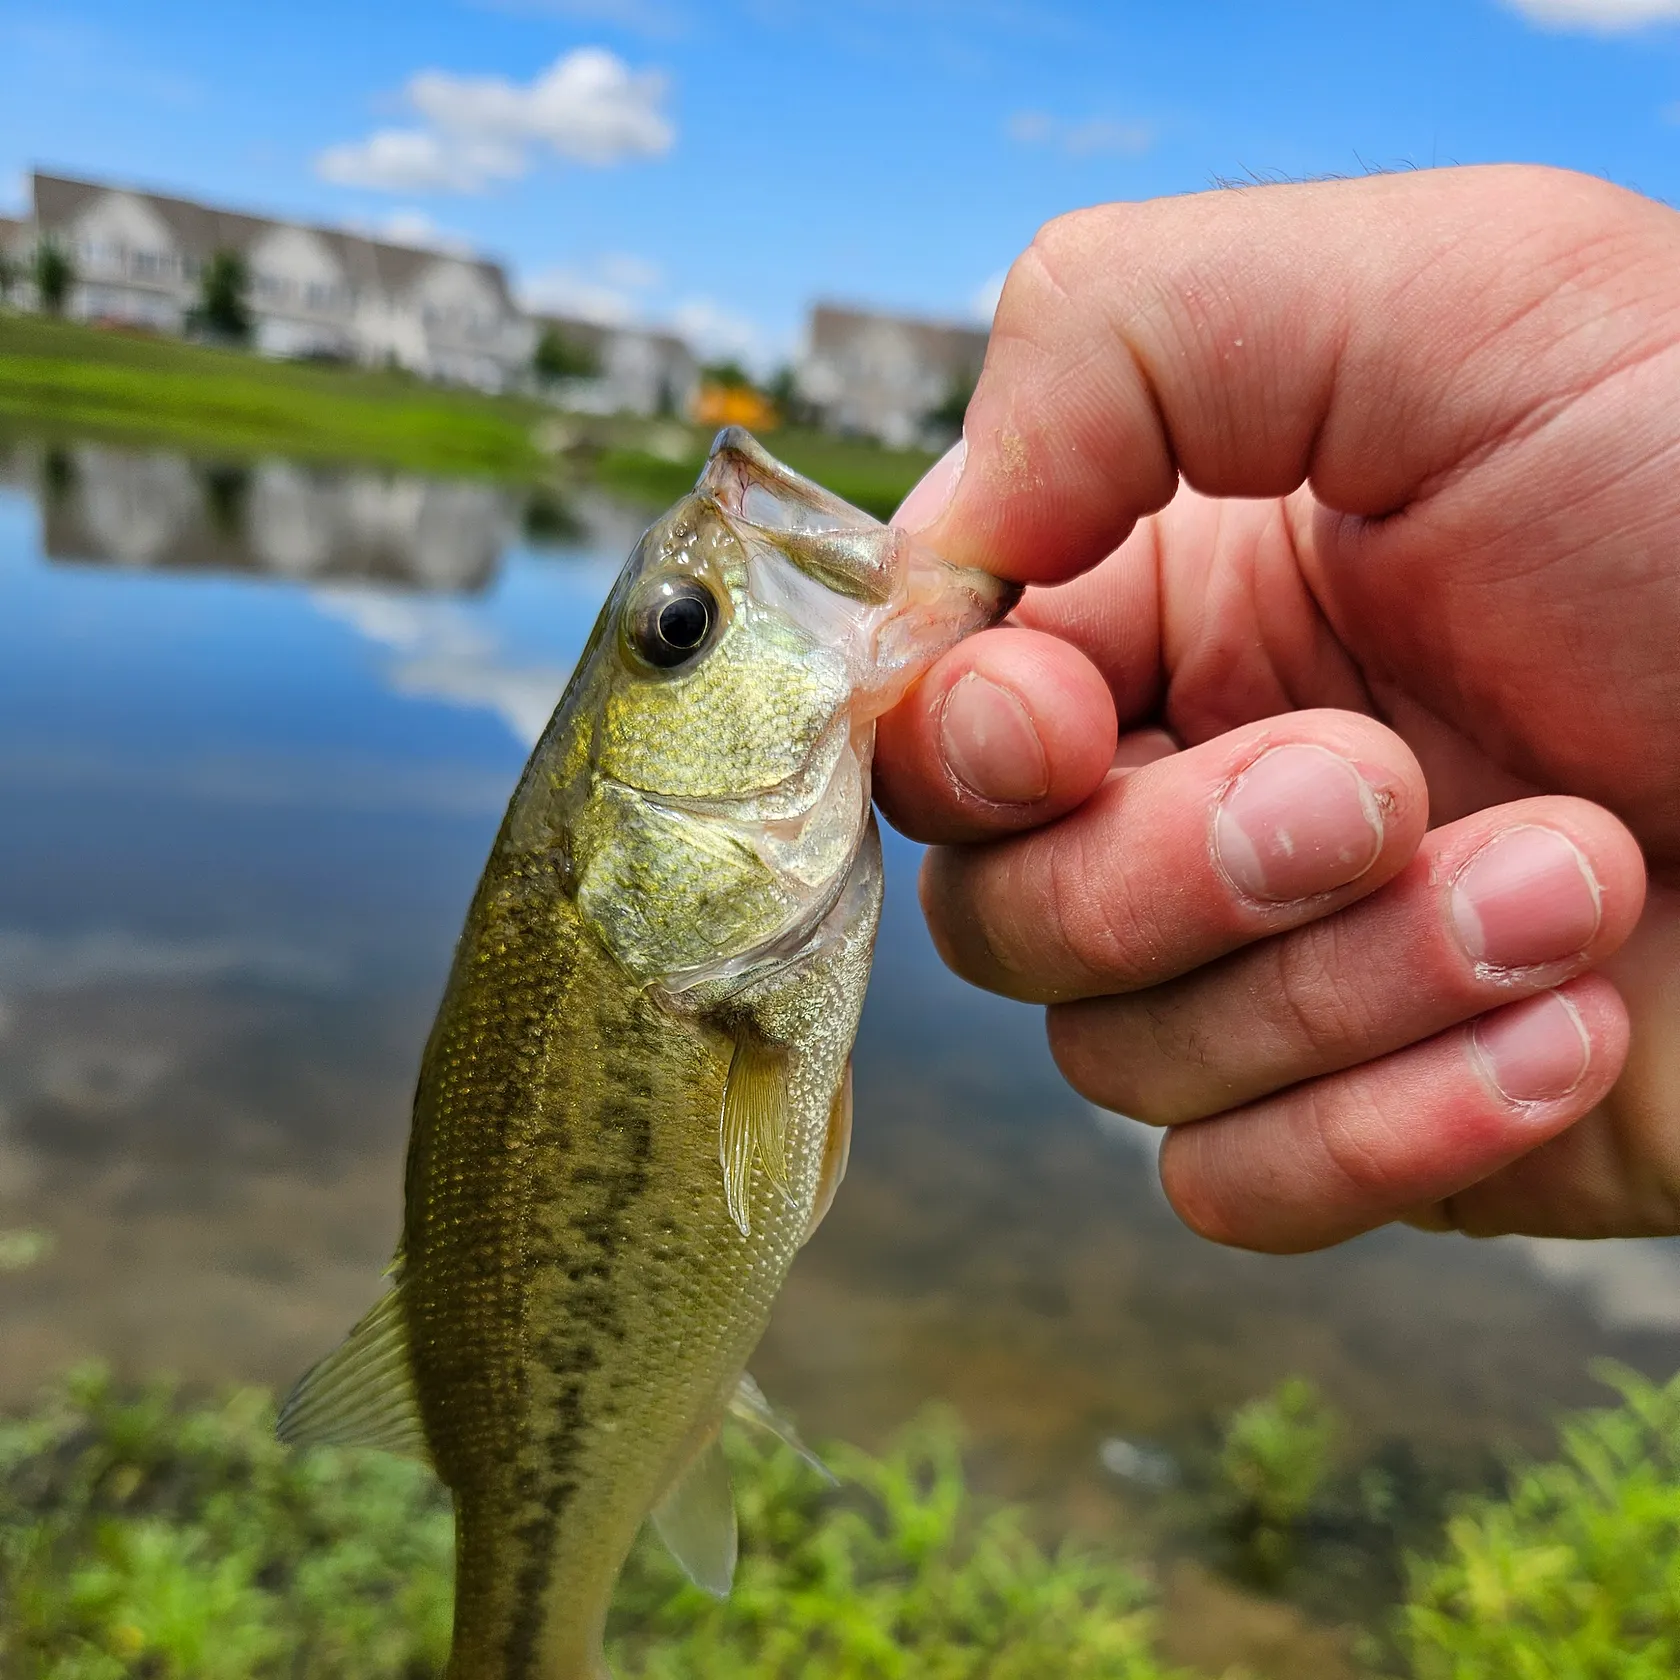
[729,1371,835,1484]
[651,1434,738,1598]
[804,1059,853,1246]
[720,1035,792,1237]
[276,1281,433,1469]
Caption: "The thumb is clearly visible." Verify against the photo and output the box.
[897,164,1675,586]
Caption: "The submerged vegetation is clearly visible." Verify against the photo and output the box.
[3,1364,1678,1678]
[1402,1362,1680,1677]
[0,1371,1179,1679]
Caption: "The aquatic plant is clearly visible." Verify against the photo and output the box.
[1218,1375,1340,1535]
[0,1365,454,1678]
[0,1370,1184,1679]
[1402,1362,1680,1678]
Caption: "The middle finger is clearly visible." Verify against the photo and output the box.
[1050,798,1647,1124]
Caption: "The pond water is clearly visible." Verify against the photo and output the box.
[2,436,1677,1603]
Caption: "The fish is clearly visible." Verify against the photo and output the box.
[277,428,1016,1680]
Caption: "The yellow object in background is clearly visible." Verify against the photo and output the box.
[692,382,779,431]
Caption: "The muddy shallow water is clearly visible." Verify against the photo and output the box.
[1,437,1676,1650]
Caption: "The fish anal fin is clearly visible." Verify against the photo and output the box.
[719,1036,791,1237]
[651,1433,737,1598]
[805,1060,853,1244]
[729,1371,834,1484]
[276,1281,433,1468]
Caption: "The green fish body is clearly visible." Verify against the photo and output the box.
[280,430,1013,1679]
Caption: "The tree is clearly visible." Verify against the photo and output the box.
[925,372,976,436]
[192,250,252,344]
[0,247,18,307]
[700,359,752,391]
[33,241,74,315]
[764,364,816,428]
[533,324,601,383]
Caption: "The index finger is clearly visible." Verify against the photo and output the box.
[896,164,1675,584]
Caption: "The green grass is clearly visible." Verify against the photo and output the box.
[596,429,938,521]
[0,1369,1184,1680]
[0,313,549,481]
[0,314,939,515]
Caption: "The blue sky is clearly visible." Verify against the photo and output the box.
[5,0,1680,366]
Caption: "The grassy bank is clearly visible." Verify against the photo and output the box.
[4,1363,1677,1678]
[0,314,549,481]
[0,315,939,514]
[595,431,937,521]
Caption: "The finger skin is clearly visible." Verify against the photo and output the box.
[919,710,1427,1003]
[874,627,1117,843]
[1159,975,1631,1254]
[911,165,1680,586]
[1051,798,1648,1124]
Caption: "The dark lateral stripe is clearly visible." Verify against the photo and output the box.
[499,1010,656,1680]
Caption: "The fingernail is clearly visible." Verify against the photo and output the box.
[893,438,966,532]
[1471,991,1590,1105]
[1451,826,1601,972]
[940,672,1049,803]
[1213,744,1384,902]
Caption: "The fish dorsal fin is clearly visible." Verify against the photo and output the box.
[276,1281,433,1467]
[805,1060,853,1245]
[730,1372,834,1483]
[720,1036,792,1237]
[651,1433,737,1598]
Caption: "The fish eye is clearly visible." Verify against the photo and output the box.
[629,577,719,670]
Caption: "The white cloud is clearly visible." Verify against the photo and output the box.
[347,208,477,255]
[970,271,1006,322]
[1007,110,1153,158]
[1504,0,1680,27]
[318,129,520,193]
[524,269,638,324]
[670,297,778,373]
[522,252,661,324]
[311,590,569,747]
[316,47,674,195]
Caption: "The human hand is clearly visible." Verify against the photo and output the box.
[875,164,1680,1251]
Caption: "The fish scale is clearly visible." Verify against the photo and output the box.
[278,431,1015,1679]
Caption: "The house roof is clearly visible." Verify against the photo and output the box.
[531,312,695,360]
[30,172,518,309]
[808,303,989,370]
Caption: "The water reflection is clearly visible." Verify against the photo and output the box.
[0,437,1677,1630]
[1,438,591,592]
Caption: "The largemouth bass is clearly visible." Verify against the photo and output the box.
[278,429,1014,1679]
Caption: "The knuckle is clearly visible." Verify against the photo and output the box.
[1011,207,1115,313]
[1307,1080,1404,1205]
[1046,999,1198,1124]
[1262,922,1379,1064]
[1044,826,1168,992]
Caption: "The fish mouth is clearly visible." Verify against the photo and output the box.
[855,545,1019,719]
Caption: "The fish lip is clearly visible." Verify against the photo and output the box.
[988,579,1025,622]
